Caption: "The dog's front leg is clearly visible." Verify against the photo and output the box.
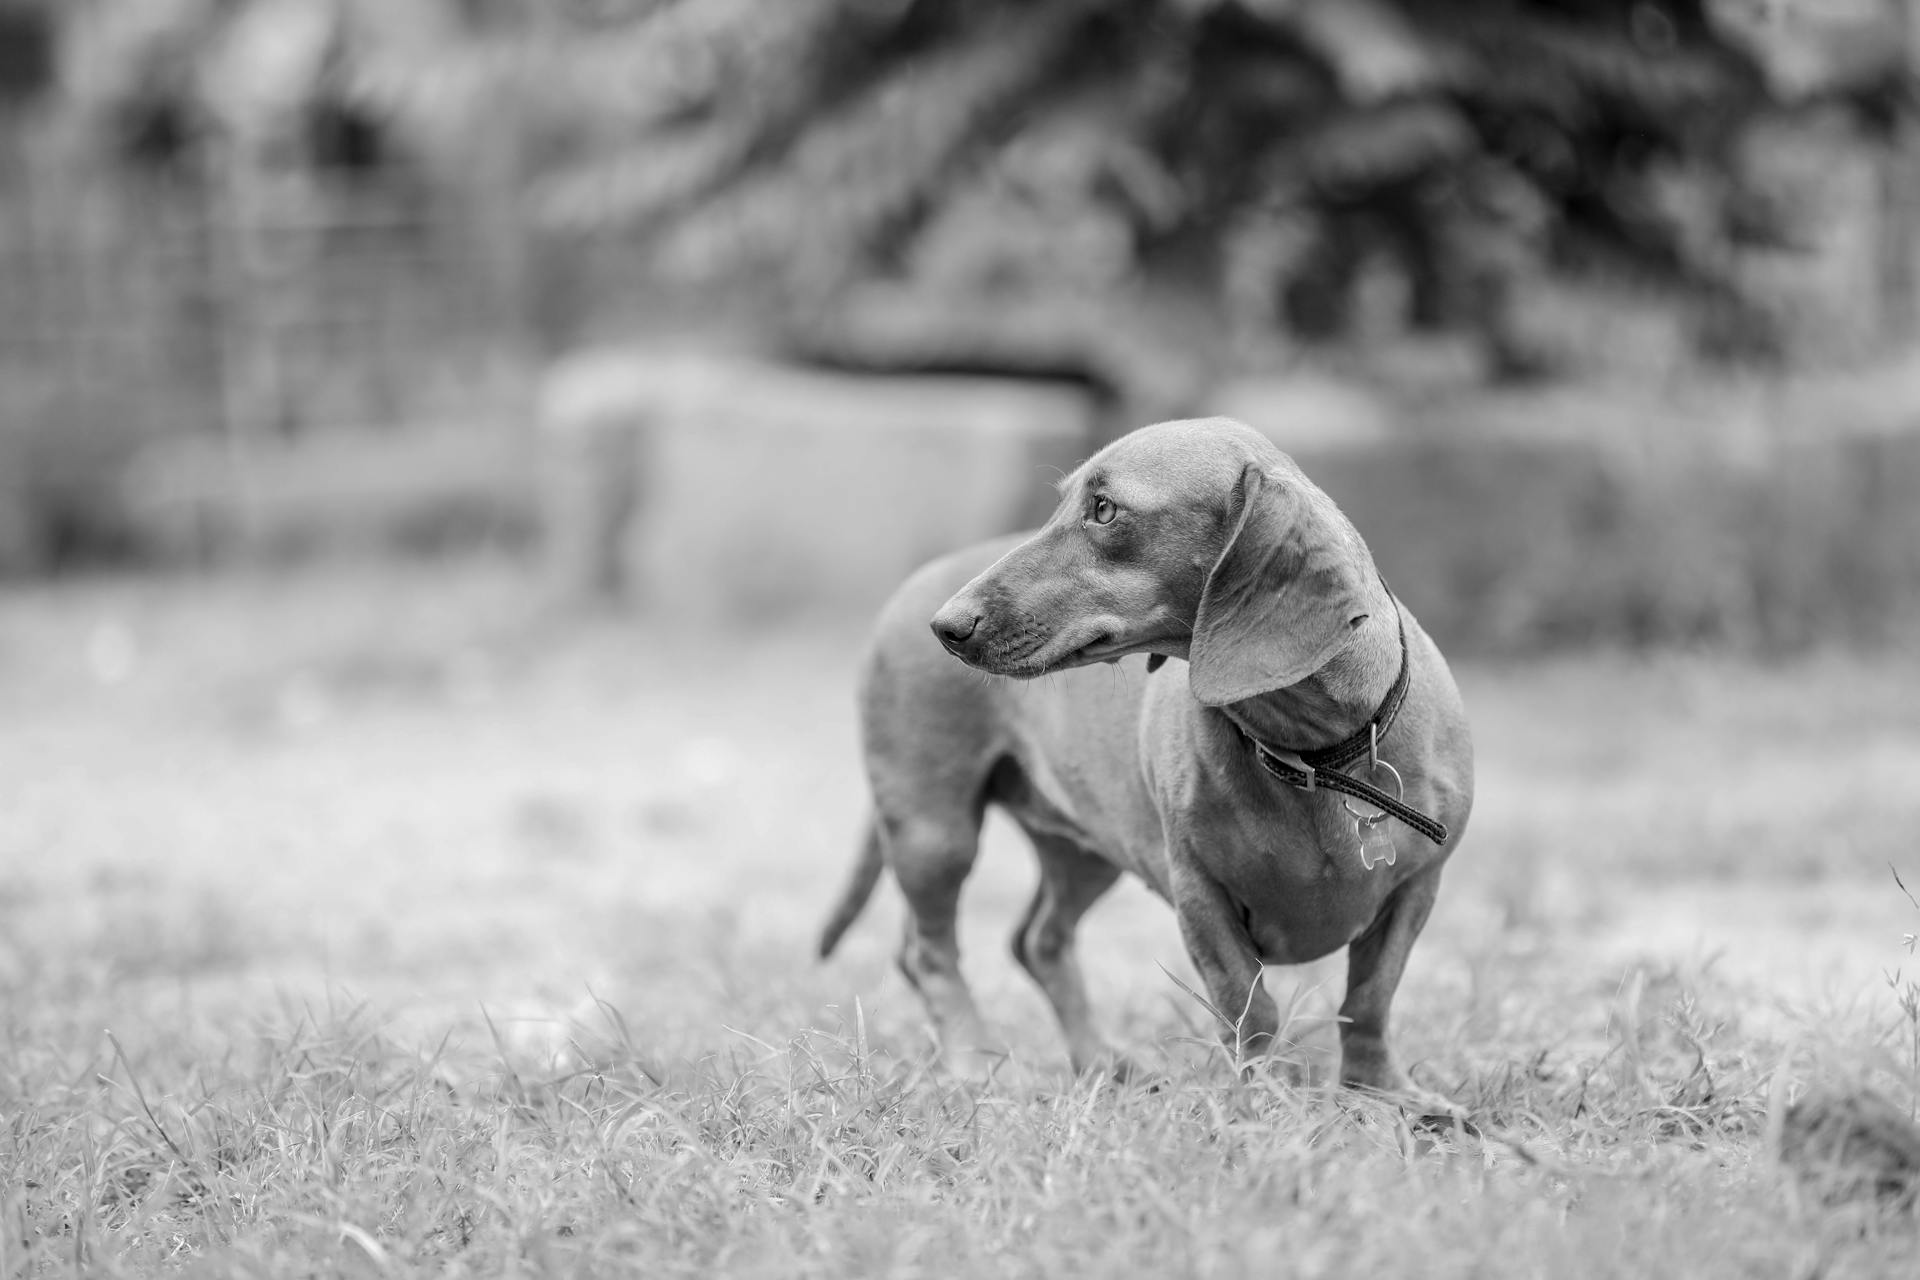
[1338,864,1443,1100]
[1170,863,1279,1067]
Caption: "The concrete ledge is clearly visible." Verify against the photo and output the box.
[124,423,536,563]
[538,350,1096,618]
[1214,368,1920,650]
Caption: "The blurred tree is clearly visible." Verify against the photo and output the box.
[0,0,53,108]
[32,0,1916,401]
[374,0,1910,396]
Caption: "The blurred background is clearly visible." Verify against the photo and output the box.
[4,0,1920,640]
[4,0,1920,1071]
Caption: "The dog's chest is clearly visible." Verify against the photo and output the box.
[1189,774,1409,963]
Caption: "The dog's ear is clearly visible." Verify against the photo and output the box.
[1189,463,1370,706]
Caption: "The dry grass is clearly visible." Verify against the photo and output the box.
[3,561,1919,1276]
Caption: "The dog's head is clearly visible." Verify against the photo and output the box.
[929,416,1376,703]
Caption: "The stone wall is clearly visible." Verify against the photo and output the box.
[538,349,1095,618]
[1216,367,1920,650]
[122,346,1920,652]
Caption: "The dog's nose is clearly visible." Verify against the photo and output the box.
[930,608,981,650]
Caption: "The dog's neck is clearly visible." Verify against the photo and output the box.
[1224,587,1402,750]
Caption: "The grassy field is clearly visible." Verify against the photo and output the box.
[3,561,1919,1277]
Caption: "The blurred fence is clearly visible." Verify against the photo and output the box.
[0,104,526,572]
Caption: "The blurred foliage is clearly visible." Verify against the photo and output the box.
[0,1,54,106]
[30,0,1917,394]
[343,0,1917,387]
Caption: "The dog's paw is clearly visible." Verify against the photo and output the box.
[1066,1050,1151,1088]
[1341,1077,1476,1137]
[1402,1091,1477,1138]
[1101,1053,1156,1088]
[925,1041,1012,1091]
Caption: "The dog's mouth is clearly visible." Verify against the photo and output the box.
[1065,633,1127,665]
[954,628,1128,678]
[1006,630,1132,676]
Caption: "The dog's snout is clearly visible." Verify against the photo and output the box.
[930,607,981,650]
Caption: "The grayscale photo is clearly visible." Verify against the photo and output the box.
[3,0,1919,1274]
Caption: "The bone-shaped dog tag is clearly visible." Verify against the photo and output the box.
[1356,817,1397,871]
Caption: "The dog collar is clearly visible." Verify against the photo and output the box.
[1231,593,1450,847]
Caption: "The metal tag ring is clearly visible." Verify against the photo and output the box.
[1341,757,1404,825]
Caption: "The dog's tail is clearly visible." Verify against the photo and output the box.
[817,819,887,960]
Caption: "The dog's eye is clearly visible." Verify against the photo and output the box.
[1090,496,1117,525]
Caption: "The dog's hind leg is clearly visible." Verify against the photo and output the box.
[882,803,1000,1074]
[1009,832,1132,1079]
